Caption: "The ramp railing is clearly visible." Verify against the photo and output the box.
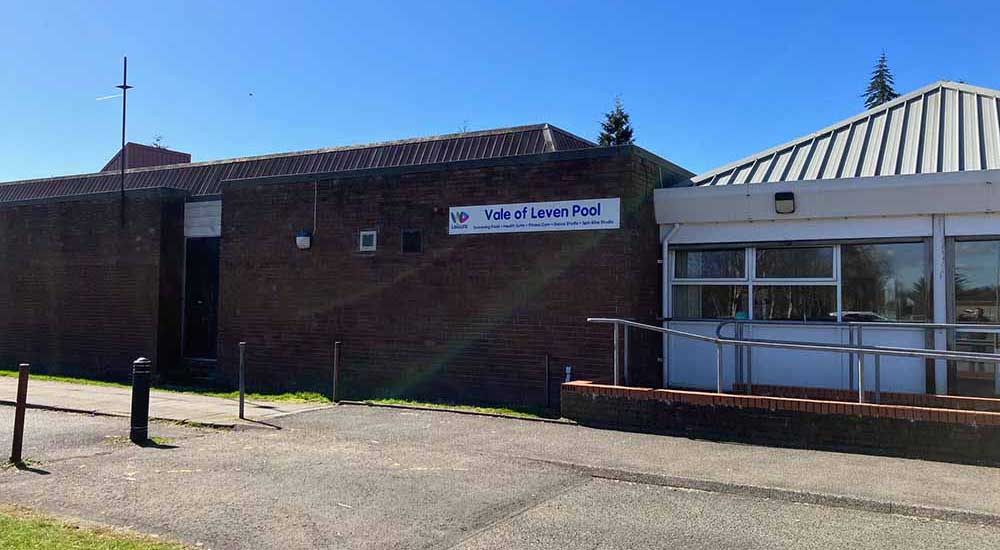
[587,318,1000,404]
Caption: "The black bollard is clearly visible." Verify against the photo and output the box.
[130,357,152,443]
[331,341,341,402]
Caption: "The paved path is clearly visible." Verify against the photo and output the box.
[2,405,1000,549]
[0,376,327,427]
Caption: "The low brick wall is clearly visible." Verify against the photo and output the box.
[562,381,1000,465]
[733,383,1000,412]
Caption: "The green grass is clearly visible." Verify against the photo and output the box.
[0,507,187,549]
[167,388,330,403]
[0,370,330,404]
[362,398,553,419]
[0,370,129,390]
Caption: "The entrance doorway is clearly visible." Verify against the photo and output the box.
[183,237,220,360]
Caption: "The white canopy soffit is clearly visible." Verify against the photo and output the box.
[656,169,1000,225]
[690,81,1000,187]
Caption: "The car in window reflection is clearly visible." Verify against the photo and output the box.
[835,311,891,322]
[957,308,994,323]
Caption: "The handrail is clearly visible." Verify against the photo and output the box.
[588,317,1000,403]
[714,319,1000,340]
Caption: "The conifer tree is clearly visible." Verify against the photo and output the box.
[598,97,635,146]
[863,52,900,109]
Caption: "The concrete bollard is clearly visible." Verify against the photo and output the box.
[9,363,29,464]
[130,357,152,443]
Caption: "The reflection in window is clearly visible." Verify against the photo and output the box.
[841,242,929,322]
[953,240,1000,396]
[674,249,745,279]
[753,286,837,321]
[756,247,834,279]
[672,285,748,319]
[955,240,1000,324]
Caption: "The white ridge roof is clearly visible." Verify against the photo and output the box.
[692,81,1000,186]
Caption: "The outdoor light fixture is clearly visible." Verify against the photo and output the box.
[296,231,312,250]
[774,192,796,214]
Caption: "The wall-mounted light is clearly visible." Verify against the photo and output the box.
[774,192,795,214]
[296,230,312,250]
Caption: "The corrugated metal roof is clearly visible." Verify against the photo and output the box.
[101,142,191,172]
[0,124,596,203]
[692,81,1000,186]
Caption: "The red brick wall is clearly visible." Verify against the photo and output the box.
[562,381,1000,465]
[0,191,185,380]
[219,149,664,406]
[733,383,1000,412]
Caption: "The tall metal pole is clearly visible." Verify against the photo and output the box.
[116,56,133,226]
[239,342,246,419]
[332,341,342,402]
[613,323,620,385]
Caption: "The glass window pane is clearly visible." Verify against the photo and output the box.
[755,247,834,279]
[841,242,929,322]
[753,286,837,321]
[674,249,745,279]
[952,332,999,397]
[955,240,1000,323]
[672,285,749,319]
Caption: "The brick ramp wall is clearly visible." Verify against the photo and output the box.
[733,383,1000,412]
[562,381,1000,466]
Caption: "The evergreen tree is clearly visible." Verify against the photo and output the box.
[598,97,634,146]
[862,52,900,109]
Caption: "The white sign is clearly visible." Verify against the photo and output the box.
[448,197,620,235]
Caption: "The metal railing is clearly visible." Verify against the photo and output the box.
[713,319,1000,398]
[589,317,1000,404]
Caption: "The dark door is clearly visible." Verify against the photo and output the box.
[183,237,220,359]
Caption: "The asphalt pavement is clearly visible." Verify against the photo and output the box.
[2,404,1000,549]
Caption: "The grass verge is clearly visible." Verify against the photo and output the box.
[0,370,330,404]
[362,397,554,419]
[0,507,187,549]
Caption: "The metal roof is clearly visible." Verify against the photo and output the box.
[692,81,1000,186]
[101,142,191,172]
[0,124,596,203]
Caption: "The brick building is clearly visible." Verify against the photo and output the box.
[0,125,690,407]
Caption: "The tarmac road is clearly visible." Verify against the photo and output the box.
[2,405,1000,549]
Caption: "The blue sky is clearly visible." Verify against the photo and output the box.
[1,1,997,182]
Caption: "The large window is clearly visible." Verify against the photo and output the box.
[756,247,834,279]
[674,249,745,279]
[753,246,836,321]
[841,242,930,322]
[673,285,748,319]
[671,242,930,323]
[952,240,1000,396]
[753,286,837,322]
[672,248,749,319]
[955,240,1000,324]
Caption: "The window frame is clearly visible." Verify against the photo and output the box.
[752,245,837,283]
[840,240,933,323]
[359,230,377,252]
[673,248,748,282]
[668,240,930,322]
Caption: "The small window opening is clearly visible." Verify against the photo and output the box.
[401,230,422,253]
[359,230,377,252]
